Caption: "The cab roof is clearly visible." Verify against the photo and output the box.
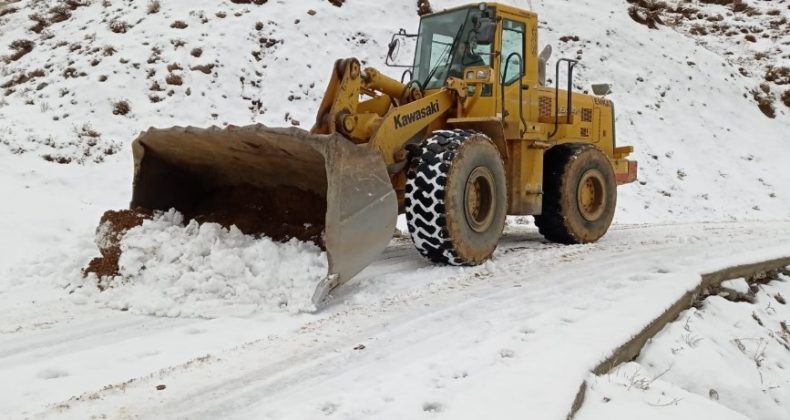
[426,2,538,19]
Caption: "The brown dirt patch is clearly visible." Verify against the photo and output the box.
[191,186,325,245]
[417,0,432,16]
[83,208,154,285]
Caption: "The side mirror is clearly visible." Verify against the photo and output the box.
[592,83,613,96]
[475,17,496,45]
[385,29,418,68]
[538,45,552,86]
[387,38,400,62]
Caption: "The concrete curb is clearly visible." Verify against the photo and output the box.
[566,256,790,419]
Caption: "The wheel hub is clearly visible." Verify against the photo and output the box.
[577,169,606,221]
[464,166,496,233]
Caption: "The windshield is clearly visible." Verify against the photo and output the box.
[413,7,493,90]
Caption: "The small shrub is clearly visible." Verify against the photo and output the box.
[6,39,35,62]
[0,7,18,18]
[29,13,49,33]
[190,64,214,74]
[109,20,129,33]
[112,100,131,116]
[782,90,790,108]
[190,47,203,57]
[171,20,188,29]
[166,62,182,72]
[48,5,71,23]
[165,73,183,85]
[103,45,117,56]
[147,0,160,14]
[417,0,433,16]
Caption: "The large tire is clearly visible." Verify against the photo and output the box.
[535,144,617,244]
[405,130,507,265]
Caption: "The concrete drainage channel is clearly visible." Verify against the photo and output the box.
[566,256,790,419]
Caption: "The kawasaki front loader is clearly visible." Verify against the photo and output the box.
[129,2,637,306]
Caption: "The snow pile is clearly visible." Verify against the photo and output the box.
[579,270,790,420]
[81,210,328,317]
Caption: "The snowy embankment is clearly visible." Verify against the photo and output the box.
[580,271,790,420]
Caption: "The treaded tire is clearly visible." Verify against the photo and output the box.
[405,129,507,265]
[535,143,617,244]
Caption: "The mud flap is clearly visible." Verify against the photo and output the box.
[130,124,398,307]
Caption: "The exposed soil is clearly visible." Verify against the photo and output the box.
[191,185,326,246]
[83,208,154,285]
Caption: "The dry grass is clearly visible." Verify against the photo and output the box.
[190,64,214,74]
[0,68,45,89]
[165,73,183,86]
[766,66,790,85]
[170,20,188,29]
[0,7,18,17]
[5,39,35,62]
[752,87,776,119]
[147,0,160,14]
[112,100,131,116]
[109,20,130,34]
[190,47,203,58]
[417,0,433,16]
[782,90,790,108]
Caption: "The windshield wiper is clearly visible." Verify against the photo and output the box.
[421,15,468,89]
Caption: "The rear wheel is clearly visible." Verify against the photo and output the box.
[405,130,507,265]
[535,144,617,244]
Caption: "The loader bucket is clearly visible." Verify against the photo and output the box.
[129,124,398,306]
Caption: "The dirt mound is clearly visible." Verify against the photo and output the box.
[191,186,325,246]
[82,208,153,286]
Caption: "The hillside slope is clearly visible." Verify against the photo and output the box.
[0,0,787,235]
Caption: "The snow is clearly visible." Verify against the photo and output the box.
[0,0,789,418]
[71,210,328,317]
[579,272,790,420]
[721,278,750,295]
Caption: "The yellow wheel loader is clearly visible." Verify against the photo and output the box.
[129,3,637,305]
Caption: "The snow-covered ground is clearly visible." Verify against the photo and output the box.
[2,222,789,419]
[579,271,790,420]
[1,0,789,418]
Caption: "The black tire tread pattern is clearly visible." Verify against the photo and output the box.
[405,129,471,265]
[535,143,596,244]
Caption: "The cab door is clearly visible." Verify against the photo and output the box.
[497,16,526,140]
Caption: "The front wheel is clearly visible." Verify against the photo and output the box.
[405,130,507,265]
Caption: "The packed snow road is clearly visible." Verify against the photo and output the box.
[1,221,789,420]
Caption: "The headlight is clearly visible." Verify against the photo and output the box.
[476,70,489,79]
[466,71,475,80]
